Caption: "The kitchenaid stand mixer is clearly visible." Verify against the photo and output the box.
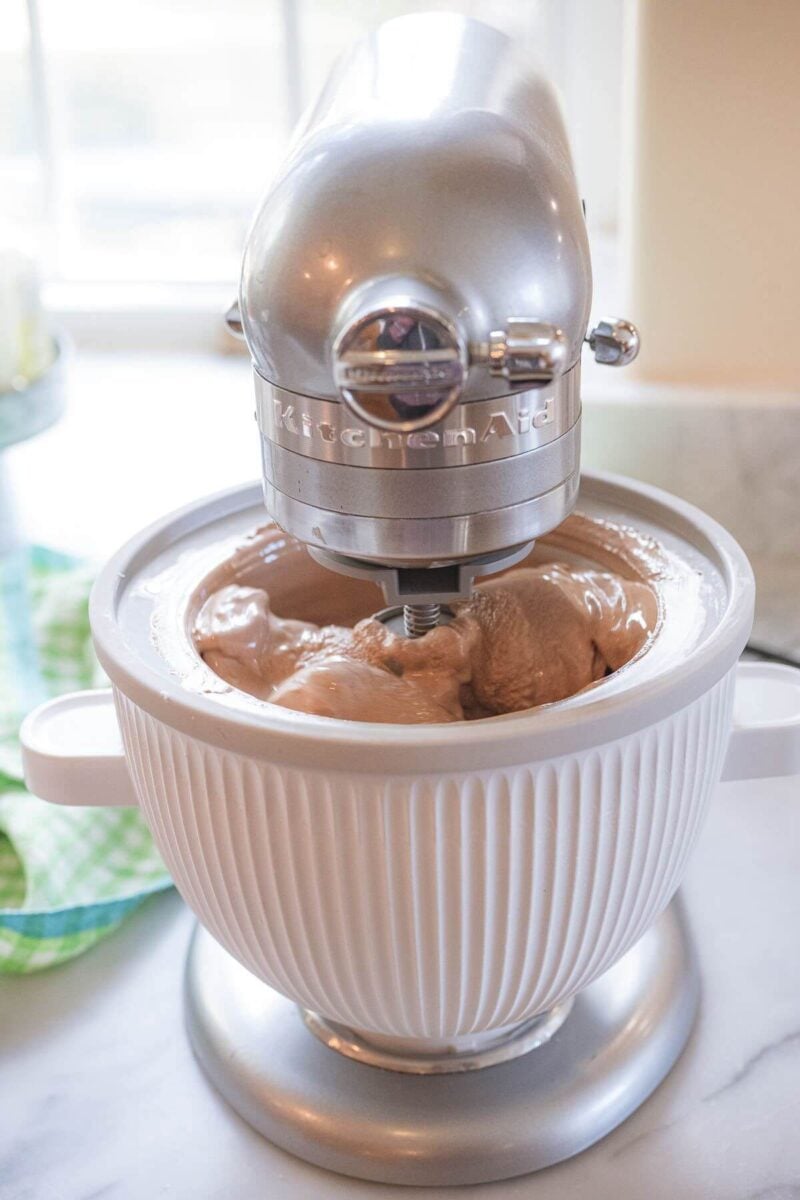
[201,13,690,1180]
[231,12,639,644]
[19,12,767,1189]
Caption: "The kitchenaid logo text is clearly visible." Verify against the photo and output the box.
[342,362,462,387]
[271,396,555,450]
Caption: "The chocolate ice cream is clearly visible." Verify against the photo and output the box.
[194,557,657,724]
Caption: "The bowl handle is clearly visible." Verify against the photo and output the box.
[20,688,138,807]
[17,663,800,805]
[722,661,800,782]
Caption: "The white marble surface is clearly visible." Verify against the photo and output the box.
[2,773,800,1200]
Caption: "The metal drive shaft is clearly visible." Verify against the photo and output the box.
[403,603,442,638]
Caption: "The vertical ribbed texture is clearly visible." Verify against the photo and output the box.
[115,672,734,1039]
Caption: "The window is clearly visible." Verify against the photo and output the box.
[2,0,623,314]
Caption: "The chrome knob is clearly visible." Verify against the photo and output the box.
[486,319,567,384]
[333,304,468,432]
[586,317,640,367]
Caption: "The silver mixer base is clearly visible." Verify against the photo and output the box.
[184,899,698,1187]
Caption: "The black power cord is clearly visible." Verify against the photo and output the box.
[745,642,800,669]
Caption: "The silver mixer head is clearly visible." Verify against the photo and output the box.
[231,13,639,624]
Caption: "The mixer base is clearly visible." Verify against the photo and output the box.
[184,898,698,1187]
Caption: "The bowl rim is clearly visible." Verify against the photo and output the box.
[91,470,754,772]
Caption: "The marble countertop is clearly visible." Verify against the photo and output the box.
[2,773,799,1200]
[2,350,799,1197]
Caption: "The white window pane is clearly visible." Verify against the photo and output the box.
[2,0,623,292]
[39,0,291,284]
[0,3,46,254]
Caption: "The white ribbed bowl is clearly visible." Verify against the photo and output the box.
[91,474,753,1041]
[115,677,730,1038]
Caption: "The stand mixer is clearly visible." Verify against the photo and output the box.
[228,11,638,639]
[20,11,773,1189]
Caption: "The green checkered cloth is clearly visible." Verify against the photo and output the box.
[0,545,172,972]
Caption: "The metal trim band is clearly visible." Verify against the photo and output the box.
[262,421,580,519]
[255,364,580,469]
[262,474,580,564]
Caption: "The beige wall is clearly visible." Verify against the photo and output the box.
[622,0,800,388]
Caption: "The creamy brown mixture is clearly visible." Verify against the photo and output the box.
[194,561,657,724]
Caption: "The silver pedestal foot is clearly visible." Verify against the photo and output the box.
[184,898,698,1187]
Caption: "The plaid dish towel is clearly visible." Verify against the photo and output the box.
[0,545,172,972]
